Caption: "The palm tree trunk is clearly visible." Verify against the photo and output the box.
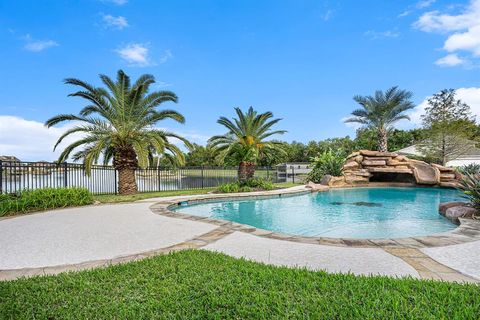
[238,161,255,182]
[114,146,139,195]
[118,168,137,194]
[377,127,388,152]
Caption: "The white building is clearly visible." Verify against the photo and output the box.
[276,162,311,183]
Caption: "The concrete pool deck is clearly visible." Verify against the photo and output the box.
[1,186,480,283]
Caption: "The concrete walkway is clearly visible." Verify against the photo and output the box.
[1,187,479,283]
[204,232,419,277]
[0,203,215,269]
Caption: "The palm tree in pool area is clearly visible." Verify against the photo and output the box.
[209,107,286,181]
[45,70,191,195]
[344,86,415,152]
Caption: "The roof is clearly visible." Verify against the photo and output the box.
[0,155,21,162]
[396,143,480,158]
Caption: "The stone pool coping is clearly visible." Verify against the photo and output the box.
[154,185,480,250]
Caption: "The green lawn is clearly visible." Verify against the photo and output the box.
[94,182,300,203]
[1,250,478,319]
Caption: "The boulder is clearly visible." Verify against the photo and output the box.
[432,163,455,173]
[353,155,364,163]
[306,181,330,192]
[445,206,478,222]
[409,161,440,185]
[364,156,393,161]
[440,181,460,188]
[344,174,369,184]
[343,161,360,170]
[320,175,332,185]
[328,176,347,187]
[346,151,360,159]
[359,150,398,157]
[394,155,408,162]
[368,167,412,173]
[362,160,387,166]
[439,201,468,215]
[440,173,456,181]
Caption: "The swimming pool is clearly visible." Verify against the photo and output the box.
[173,187,464,239]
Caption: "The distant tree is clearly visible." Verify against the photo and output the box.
[354,128,424,152]
[344,86,415,152]
[284,141,308,162]
[419,89,477,165]
[45,70,190,195]
[317,137,355,157]
[209,107,286,181]
[185,143,223,166]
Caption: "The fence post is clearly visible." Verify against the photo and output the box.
[0,161,2,194]
[292,166,295,184]
[114,169,118,195]
[201,166,205,189]
[157,166,161,192]
[63,162,68,188]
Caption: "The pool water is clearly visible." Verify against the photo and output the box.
[173,188,464,239]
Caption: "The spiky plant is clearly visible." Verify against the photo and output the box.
[45,70,191,195]
[209,107,286,181]
[459,172,480,216]
[344,86,415,152]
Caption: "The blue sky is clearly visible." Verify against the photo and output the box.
[1,0,480,161]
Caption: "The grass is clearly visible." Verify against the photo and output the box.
[0,188,93,217]
[1,250,479,319]
[94,182,301,203]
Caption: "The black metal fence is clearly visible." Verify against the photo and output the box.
[0,161,282,195]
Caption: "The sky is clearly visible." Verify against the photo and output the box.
[0,0,480,161]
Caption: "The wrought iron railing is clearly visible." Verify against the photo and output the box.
[0,161,282,194]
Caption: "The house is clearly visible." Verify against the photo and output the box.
[396,145,480,167]
[0,156,21,163]
[276,162,311,182]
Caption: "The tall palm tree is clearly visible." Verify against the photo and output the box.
[209,107,286,181]
[45,70,191,195]
[344,86,414,152]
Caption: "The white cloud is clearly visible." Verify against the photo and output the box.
[364,30,400,40]
[444,24,480,56]
[407,87,480,126]
[415,0,480,65]
[116,43,151,66]
[399,0,436,17]
[23,35,58,52]
[102,14,128,30]
[435,53,466,66]
[417,0,436,9]
[0,116,81,162]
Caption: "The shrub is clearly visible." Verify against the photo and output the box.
[458,172,480,218]
[306,150,345,183]
[0,187,93,216]
[217,178,274,193]
[458,163,480,175]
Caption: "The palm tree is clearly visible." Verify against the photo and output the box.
[45,70,191,195]
[344,86,414,152]
[209,107,286,181]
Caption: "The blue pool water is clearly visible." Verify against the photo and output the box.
[173,188,465,239]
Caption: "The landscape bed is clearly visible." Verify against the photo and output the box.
[1,250,479,319]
